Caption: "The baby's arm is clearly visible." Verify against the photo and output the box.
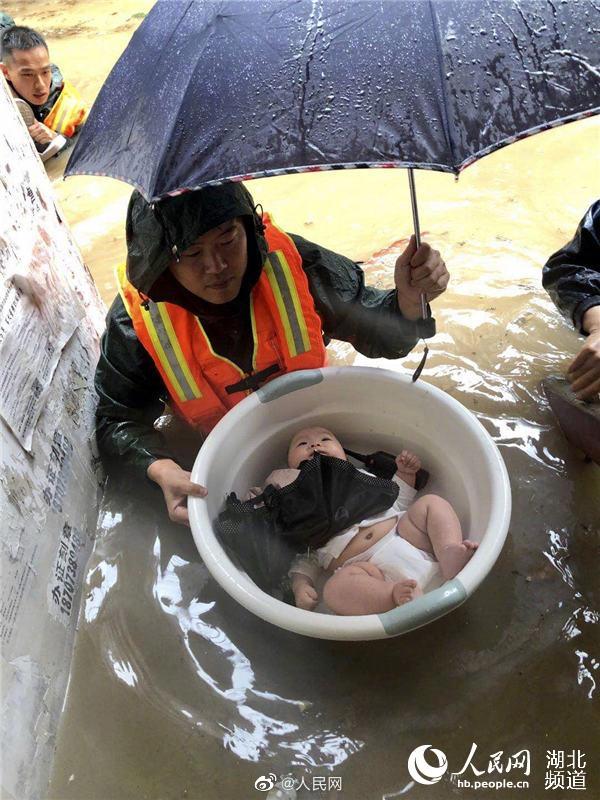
[243,467,301,501]
[291,572,319,610]
[289,553,321,611]
[394,450,421,488]
[264,467,300,489]
[244,486,263,501]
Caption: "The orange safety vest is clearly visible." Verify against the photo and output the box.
[118,214,327,433]
[44,81,87,138]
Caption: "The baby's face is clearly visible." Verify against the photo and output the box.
[287,427,347,469]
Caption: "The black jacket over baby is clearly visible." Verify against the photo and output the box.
[216,454,400,598]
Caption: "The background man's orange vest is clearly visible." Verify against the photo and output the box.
[118,214,326,434]
[44,81,87,137]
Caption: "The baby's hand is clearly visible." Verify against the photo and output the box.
[295,584,319,611]
[395,450,421,475]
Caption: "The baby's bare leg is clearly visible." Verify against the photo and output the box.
[397,494,478,580]
[323,562,420,615]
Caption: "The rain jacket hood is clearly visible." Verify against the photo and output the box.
[125,183,269,296]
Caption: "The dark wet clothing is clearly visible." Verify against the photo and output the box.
[543,200,600,334]
[95,184,436,479]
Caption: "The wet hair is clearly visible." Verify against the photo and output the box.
[0,26,48,62]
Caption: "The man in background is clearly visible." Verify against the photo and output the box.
[0,22,87,161]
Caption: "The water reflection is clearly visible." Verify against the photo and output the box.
[84,561,119,624]
[545,528,600,701]
[153,541,363,767]
[108,652,139,688]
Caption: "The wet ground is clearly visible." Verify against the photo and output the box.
[5,2,599,798]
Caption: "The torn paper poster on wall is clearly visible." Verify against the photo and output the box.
[0,75,106,800]
[0,120,97,450]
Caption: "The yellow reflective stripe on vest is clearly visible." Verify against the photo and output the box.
[143,303,202,402]
[115,263,132,316]
[49,92,71,135]
[249,297,259,371]
[264,251,311,356]
[53,103,71,135]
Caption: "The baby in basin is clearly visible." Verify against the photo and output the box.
[258,426,478,615]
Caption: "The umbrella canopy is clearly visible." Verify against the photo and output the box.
[66,0,600,201]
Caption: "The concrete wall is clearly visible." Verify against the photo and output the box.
[0,77,106,800]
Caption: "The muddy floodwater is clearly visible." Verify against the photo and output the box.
[5,1,599,798]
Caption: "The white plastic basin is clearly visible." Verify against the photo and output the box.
[189,367,511,640]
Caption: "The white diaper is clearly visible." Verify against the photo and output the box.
[343,530,441,590]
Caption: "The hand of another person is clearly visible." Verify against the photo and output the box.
[394,235,449,320]
[27,121,56,145]
[295,583,319,611]
[147,458,207,526]
[567,328,600,401]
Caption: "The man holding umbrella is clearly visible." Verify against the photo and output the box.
[95,183,449,524]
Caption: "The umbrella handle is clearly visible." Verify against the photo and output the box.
[407,168,428,320]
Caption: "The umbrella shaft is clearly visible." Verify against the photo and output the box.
[408,168,421,248]
[408,169,427,319]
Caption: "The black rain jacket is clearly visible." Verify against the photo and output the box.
[95,183,436,479]
[542,199,600,334]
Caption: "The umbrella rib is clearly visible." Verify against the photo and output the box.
[426,0,459,171]
[547,49,600,80]
[149,0,210,196]
[296,0,324,157]
[122,3,194,155]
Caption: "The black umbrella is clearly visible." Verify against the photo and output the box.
[66,0,599,200]
[66,0,599,318]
